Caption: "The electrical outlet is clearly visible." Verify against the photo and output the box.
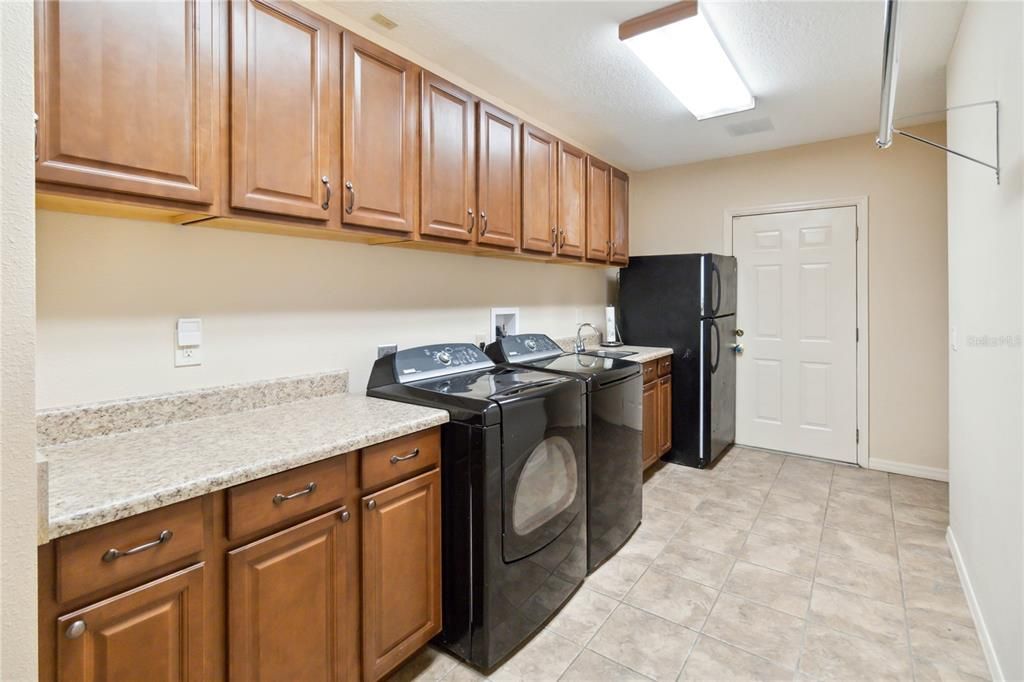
[377,344,398,358]
[175,346,201,367]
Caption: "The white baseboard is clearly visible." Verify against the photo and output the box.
[867,457,948,481]
[947,526,1003,681]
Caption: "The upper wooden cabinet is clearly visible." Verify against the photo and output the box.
[557,141,587,259]
[585,156,612,262]
[34,0,216,204]
[361,469,441,681]
[420,73,476,242]
[228,507,354,682]
[56,564,205,682]
[229,0,332,220]
[521,124,558,255]
[343,32,420,234]
[610,167,629,264]
[476,102,521,249]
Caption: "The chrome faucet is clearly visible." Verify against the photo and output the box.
[574,322,602,353]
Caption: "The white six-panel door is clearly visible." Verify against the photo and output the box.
[732,207,858,463]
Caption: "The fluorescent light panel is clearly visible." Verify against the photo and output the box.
[623,8,754,120]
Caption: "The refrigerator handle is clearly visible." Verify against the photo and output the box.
[711,260,722,316]
[710,319,721,373]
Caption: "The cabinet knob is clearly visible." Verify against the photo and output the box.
[65,620,87,639]
[340,508,351,523]
[366,499,377,511]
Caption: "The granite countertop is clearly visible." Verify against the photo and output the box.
[585,343,673,364]
[39,377,448,542]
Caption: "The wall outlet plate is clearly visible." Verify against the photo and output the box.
[377,344,398,358]
[175,346,201,367]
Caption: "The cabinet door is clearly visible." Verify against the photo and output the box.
[642,381,658,468]
[230,0,332,219]
[35,0,215,204]
[476,102,521,249]
[362,469,441,681]
[657,377,673,455]
[343,32,419,234]
[557,141,586,258]
[420,73,476,242]
[521,124,558,255]
[610,168,630,264]
[228,507,354,682]
[585,156,612,262]
[56,563,204,682]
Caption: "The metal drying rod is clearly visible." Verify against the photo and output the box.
[875,0,1001,184]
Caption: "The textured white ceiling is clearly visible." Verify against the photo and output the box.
[328,0,965,171]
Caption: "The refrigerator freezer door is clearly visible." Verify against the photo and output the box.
[701,314,737,465]
[619,255,704,341]
[703,254,738,318]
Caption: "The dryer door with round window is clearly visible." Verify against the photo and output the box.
[498,378,586,562]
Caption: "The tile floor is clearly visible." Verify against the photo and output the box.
[390,447,989,681]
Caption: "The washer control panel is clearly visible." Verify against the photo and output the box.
[394,343,494,383]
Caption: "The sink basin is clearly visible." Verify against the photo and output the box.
[582,350,637,359]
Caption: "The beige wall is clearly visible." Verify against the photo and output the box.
[1,0,39,677]
[629,123,949,474]
[36,212,610,407]
[946,1,1023,679]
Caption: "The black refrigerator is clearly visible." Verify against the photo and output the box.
[618,254,737,468]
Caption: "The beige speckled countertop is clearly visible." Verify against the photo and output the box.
[39,384,447,542]
[584,344,673,364]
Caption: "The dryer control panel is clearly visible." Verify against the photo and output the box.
[490,334,564,363]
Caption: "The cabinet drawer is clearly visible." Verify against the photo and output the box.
[362,428,440,491]
[227,455,348,541]
[657,356,672,377]
[641,361,658,384]
[56,498,204,603]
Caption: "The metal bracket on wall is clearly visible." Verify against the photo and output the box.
[893,100,1001,185]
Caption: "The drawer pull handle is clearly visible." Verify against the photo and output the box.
[390,448,420,464]
[273,482,317,505]
[102,530,173,562]
[65,620,87,639]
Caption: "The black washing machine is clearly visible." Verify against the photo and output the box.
[486,334,643,573]
[367,343,587,671]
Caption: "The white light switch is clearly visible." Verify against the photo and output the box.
[175,318,202,367]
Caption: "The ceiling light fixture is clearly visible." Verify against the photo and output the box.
[619,1,754,120]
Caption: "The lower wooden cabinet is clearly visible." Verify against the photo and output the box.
[642,359,673,469]
[228,507,355,682]
[40,427,443,682]
[361,468,442,681]
[657,376,673,455]
[56,563,205,681]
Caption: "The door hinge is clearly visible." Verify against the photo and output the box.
[856,429,860,444]
[856,224,860,241]
[856,327,860,342]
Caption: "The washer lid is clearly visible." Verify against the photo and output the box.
[410,367,576,403]
[521,353,641,385]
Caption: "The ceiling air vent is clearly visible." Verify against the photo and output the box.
[371,13,398,30]
[725,117,774,137]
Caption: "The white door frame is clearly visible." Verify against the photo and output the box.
[722,196,869,469]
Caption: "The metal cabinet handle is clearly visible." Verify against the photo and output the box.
[550,226,557,248]
[102,530,173,562]
[340,507,351,523]
[559,229,567,248]
[273,482,317,505]
[390,447,420,464]
[366,499,377,511]
[65,620,87,639]
[321,176,331,210]
[345,181,355,214]
[480,211,488,236]
[467,208,475,234]
[34,113,39,162]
